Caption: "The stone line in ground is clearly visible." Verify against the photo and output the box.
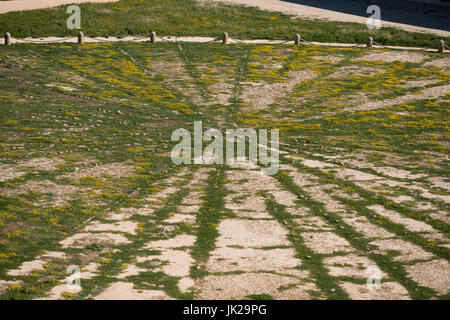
[282,164,435,260]
[197,160,410,299]
[317,157,450,224]
[282,163,450,297]
[196,162,319,299]
[335,157,450,236]
[347,84,450,112]
[276,167,411,298]
[356,177,450,225]
[14,167,193,299]
[93,167,213,300]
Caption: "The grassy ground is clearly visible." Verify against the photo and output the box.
[0,41,449,299]
[0,0,448,47]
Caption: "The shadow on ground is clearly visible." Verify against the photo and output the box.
[283,0,450,31]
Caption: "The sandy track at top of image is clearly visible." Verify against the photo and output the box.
[0,0,118,14]
[203,0,450,37]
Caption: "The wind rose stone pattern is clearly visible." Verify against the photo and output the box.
[0,41,449,300]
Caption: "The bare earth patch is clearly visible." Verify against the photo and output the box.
[94,282,173,300]
[348,83,450,112]
[339,282,410,300]
[302,232,353,254]
[216,219,291,248]
[335,168,382,181]
[84,221,139,235]
[373,167,426,180]
[370,239,433,262]
[340,215,395,239]
[60,232,131,249]
[149,51,205,106]
[293,216,334,231]
[116,264,146,279]
[406,259,450,295]
[368,204,436,234]
[0,164,25,182]
[64,162,135,180]
[139,249,194,278]
[196,273,315,300]
[324,254,386,278]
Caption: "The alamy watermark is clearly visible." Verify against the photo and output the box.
[67,5,81,30]
[66,265,81,292]
[171,121,279,175]
[367,5,381,30]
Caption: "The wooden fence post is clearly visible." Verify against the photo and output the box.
[438,40,444,53]
[4,32,11,46]
[77,31,84,44]
[222,32,229,44]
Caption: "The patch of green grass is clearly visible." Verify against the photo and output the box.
[0,0,447,47]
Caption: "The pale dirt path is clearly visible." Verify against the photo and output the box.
[0,0,118,14]
[202,0,450,37]
[0,36,441,52]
